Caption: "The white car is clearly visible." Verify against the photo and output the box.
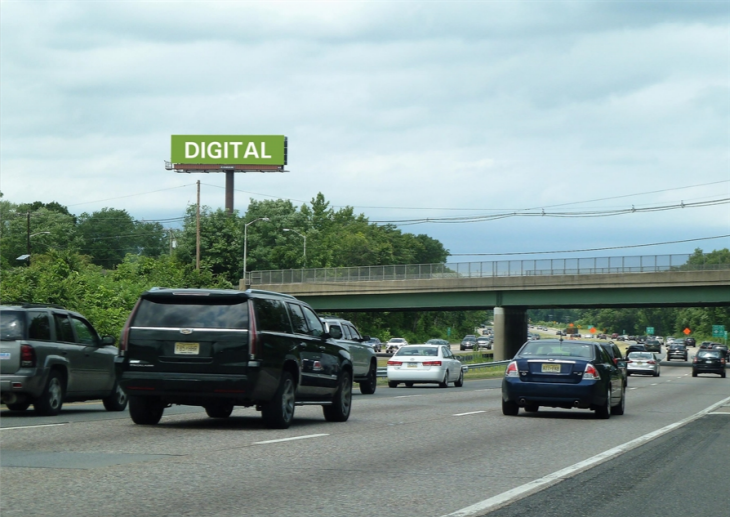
[385,337,408,354]
[387,344,464,388]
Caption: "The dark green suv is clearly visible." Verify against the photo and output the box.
[115,288,353,429]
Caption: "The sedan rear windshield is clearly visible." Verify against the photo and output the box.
[132,299,250,329]
[519,342,595,359]
[628,352,654,360]
[395,347,439,357]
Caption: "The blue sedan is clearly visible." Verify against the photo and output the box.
[502,339,626,418]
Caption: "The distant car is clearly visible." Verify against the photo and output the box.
[644,340,661,353]
[460,336,478,351]
[711,344,729,358]
[700,341,714,350]
[611,333,619,339]
[426,338,450,347]
[386,338,408,354]
[684,337,696,347]
[667,343,688,361]
[476,336,491,348]
[625,344,647,355]
[692,350,726,378]
[364,337,382,352]
[626,352,660,377]
[387,344,464,388]
[501,339,626,418]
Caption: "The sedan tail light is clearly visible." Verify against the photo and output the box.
[583,364,600,380]
[505,361,519,378]
[387,360,403,366]
[20,344,36,368]
[421,361,442,366]
[647,360,656,365]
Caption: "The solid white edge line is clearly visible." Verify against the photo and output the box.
[253,433,329,445]
[454,411,487,417]
[442,395,730,517]
[0,423,68,431]
[394,395,424,399]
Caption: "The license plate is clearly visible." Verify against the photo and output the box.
[175,342,200,355]
[408,362,418,368]
[0,353,10,360]
[541,363,561,373]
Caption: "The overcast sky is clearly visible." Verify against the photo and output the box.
[2,1,728,263]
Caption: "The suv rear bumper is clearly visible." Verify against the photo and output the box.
[118,371,256,406]
[1,372,46,401]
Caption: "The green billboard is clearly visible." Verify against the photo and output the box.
[171,135,286,165]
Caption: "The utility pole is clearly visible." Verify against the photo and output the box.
[196,180,201,271]
[26,212,31,261]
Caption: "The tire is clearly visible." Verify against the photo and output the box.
[502,398,519,416]
[524,404,539,413]
[595,386,611,419]
[359,365,377,395]
[611,384,626,415]
[6,401,31,411]
[454,369,464,387]
[722,372,726,379]
[388,381,398,388]
[323,370,352,422]
[405,382,414,388]
[34,371,64,416]
[439,371,449,388]
[102,381,128,412]
[692,371,698,377]
[262,371,296,429]
[205,404,234,418]
[129,396,164,425]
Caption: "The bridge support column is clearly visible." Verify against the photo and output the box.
[493,307,527,361]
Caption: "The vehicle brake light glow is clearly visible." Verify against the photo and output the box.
[20,344,36,368]
[647,360,656,365]
[505,361,519,377]
[421,361,442,366]
[583,364,600,380]
[387,360,403,366]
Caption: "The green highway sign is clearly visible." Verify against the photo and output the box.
[712,325,726,337]
[646,327,654,335]
[171,135,287,165]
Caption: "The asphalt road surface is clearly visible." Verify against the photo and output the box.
[1,364,728,517]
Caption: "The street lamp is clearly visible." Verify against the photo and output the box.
[243,218,270,286]
[283,228,306,268]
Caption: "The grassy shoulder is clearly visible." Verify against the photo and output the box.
[376,352,506,385]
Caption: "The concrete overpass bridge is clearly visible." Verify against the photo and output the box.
[245,254,730,360]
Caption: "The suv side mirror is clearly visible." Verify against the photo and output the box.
[102,335,117,346]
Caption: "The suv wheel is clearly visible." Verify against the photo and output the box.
[34,371,64,416]
[129,396,165,425]
[262,371,296,429]
[323,370,352,422]
[359,365,377,395]
[102,381,128,411]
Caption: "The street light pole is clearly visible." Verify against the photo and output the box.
[283,228,306,268]
[243,217,270,287]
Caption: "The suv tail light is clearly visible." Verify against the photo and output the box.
[505,361,519,377]
[20,344,36,368]
[422,361,442,366]
[118,299,141,356]
[583,364,600,380]
[248,301,258,359]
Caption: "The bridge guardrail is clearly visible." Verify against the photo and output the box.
[376,360,510,377]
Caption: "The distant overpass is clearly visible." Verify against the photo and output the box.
[245,254,730,359]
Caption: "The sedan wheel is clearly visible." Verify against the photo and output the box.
[502,398,519,416]
[454,369,464,387]
[611,384,626,415]
[438,371,449,388]
[595,386,611,419]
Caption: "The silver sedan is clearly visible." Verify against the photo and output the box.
[387,344,464,388]
[626,352,661,377]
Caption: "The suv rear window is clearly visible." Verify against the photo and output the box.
[133,299,250,329]
[0,311,24,340]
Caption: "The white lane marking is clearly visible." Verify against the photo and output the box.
[0,423,68,431]
[454,411,486,417]
[442,394,730,517]
[253,434,329,445]
[394,395,424,399]
[651,383,658,386]
[708,412,730,415]
[628,388,638,390]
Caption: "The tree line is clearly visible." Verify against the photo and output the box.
[1,191,727,344]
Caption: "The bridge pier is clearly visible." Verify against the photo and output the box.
[493,307,527,361]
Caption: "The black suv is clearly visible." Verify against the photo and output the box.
[115,288,353,429]
[0,303,127,415]
[667,343,688,361]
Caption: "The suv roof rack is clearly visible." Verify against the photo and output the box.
[0,302,67,310]
[245,289,296,299]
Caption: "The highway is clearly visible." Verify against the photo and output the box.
[1,364,728,517]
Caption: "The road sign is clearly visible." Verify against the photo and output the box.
[683,328,691,335]
[712,325,726,337]
[589,327,597,334]
[646,327,655,335]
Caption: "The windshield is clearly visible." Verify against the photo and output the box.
[519,342,594,359]
[698,351,721,359]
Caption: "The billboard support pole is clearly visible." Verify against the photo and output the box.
[225,171,234,214]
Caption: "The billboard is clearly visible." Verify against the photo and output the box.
[171,135,287,165]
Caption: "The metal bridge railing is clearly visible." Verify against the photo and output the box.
[250,253,729,285]
[376,360,510,378]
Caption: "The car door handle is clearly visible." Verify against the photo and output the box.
[299,342,307,348]
[319,346,326,351]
